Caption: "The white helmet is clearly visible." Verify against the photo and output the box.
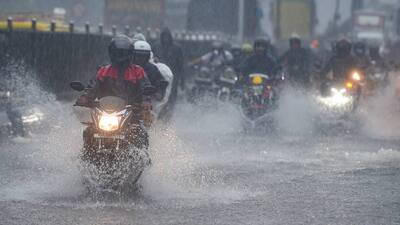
[133,33,147,41]
[134,40,151,52]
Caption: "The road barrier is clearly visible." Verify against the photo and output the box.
[0,18,225,95]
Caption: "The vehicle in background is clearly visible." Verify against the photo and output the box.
[0,9,69,32]
[240,73,279,132]
[215,67,239,102]
[316,70,363,115]
[271,0,317,40]
[352,10,386,44]
[104,0,165,30]
[0,90,45,141]
[186,0,259,39]
[188,65,216,104]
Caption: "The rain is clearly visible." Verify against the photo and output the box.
[0,0,399,224]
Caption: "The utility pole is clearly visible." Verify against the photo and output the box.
[238,0,245,43]
[334,0,341,32]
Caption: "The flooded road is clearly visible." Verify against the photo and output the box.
[0,93,400,225]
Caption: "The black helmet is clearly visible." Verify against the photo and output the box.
[289,33,302,48]
[353,41,367,56]
[108,35,134,66]
[335,38,352,57]
[254,38,270,54]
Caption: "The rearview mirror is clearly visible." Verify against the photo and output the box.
[70,81,85,92]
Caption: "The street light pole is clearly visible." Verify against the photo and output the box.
[238,0,245,43]
[334,0,341,32]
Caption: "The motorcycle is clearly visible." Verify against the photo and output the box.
[364,61,389,96]
[70,81,154,193]
[316,70,363,114]
[240,73,278,131]
[0,90,44,140]
[215,67,238,101]
[188,65,216,103]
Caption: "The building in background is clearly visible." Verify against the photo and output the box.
[270,0,317,40]
[164,0,190,30]
[186,0,260,40]
[104,0,165,30]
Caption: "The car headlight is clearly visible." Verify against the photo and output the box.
[98,114,120,132]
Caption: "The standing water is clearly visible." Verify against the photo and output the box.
[0,66,399,225]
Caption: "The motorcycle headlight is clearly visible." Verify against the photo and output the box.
[22,112,43,124]
[318,88,351,107]
[331,88,346,94]
[252,75,263,85]
[98,114,120,132]
[346,82,353,89]
[352,72,361,81]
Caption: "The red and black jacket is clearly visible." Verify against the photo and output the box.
[87,64,151,106]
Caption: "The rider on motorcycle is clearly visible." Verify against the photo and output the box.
[0,78,25,137]
[133,40,167,100]
[279,34,312,87]
[319,38,362,95]
[369,44,388,70]
[320,38,360,81]
[240,38,280,83]
[75,35,152,149]
[76,35,151,109]
[353,41,371,69]
[190,41,233,68]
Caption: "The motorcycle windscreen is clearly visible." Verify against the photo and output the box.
[98,96,127,112]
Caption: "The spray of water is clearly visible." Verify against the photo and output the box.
[357,72,400,139]
[0,62,83,201]
[1,61,399,207]
[273,87,319,137]
[140,102,249,202]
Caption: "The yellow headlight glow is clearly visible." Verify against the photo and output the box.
[252,75,263,85]
[98,114,119,132]
[346,82,353,89]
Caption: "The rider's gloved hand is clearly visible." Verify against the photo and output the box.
[75,95,91,107]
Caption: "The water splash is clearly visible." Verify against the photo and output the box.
[359,72,400,139]
[0,61,83,201]
[273,87,319,136]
